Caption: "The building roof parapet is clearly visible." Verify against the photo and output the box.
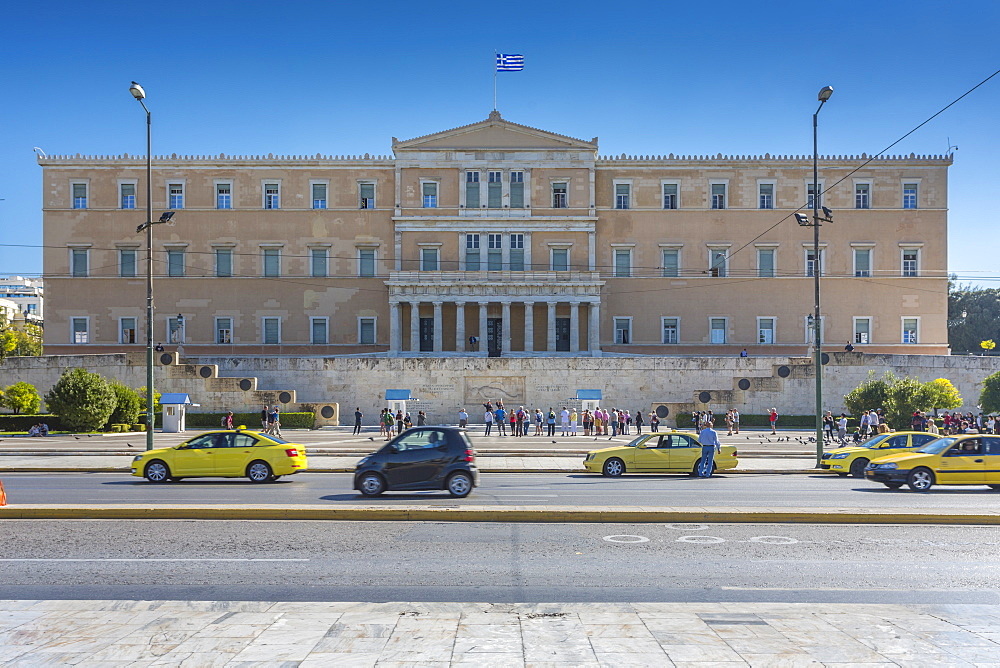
[37,153,394,166]
[597,152,953,165]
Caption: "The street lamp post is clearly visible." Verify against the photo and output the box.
[812,85,833,467]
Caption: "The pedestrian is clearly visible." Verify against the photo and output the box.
[593,408,603,436]
[458,408,468,428]
[484,407,493,436]
[560,407,570,436]
[495,405,507,436]
[534,408,543,435]
[260,403,270,432]
[928,418,940,435]
[509,409,518,436]
[845,341,855,352]
[353,407,363,435]
[417,410,426,426]
[649,412,659,432]
[222,411,234,430]
[823,411,834,439]
[837,413,848,444]
[403,412,412,430]
[384,410,395,440]
[583,410,592,436]
[768,408,778,435]
[623,410,631,435]
[697,420,721,478]
[269,405,283,438]
[732,408,740,434]
[395,410,404,435]
[523,409,531,437]
[547,408,556,437]
[740,348,748,357]
[725,409,734,436]
[634,409,643,434]
[609,409,619,437]
[570,408,578,436]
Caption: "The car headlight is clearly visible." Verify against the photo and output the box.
[132,455,143,462]
[585,453,594,461]
[875,462,898,470]
[356,456,370,466]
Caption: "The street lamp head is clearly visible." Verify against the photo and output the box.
[818,86,834,102]
[158,211,175,223]
[794,213,811,226]
[129,81,146,100]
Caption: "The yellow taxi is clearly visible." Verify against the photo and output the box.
[820,431,939,478]
[131,429,308,483]
[584,431,738,476]
[866,434,1000,491]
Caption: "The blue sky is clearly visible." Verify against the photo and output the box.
[1,0,998,286]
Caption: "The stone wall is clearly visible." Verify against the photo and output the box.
[2,353,997,427]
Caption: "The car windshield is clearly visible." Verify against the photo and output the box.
[860,434,891,449]
[263,435,289,444]
[915,437,955,455]
[624,435,649,448]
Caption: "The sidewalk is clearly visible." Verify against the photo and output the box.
[1,599,997,665]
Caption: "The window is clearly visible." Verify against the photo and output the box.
[422,182,438,208]
[510,171,524,208]
[168,183,184,209]
[167,316,182,344]
[806,249,824,277]
[758,317,775,344]
[902,318,918,344]
[854,248,871,277]
[421,247,439,271]
[855,183,870,209]
[465,234,480,270]
[359,182,375,209]
[854,317,871,344]
[552,182,567,208]
[264,183,280,209]
[615,183,630,209]
[216,183,232,209]
[71,248,88,277]
[613,248,631,277]
[487,234,502,271]
[262,248,280,277]
[614,317,631,344]
[662,183,678,210]
[758,183,774,209]
[902,249,919,277]
[662,317,679,344]
[358,248,375,277]
[216,317,232,344]
[807,182,822,209]
[662,249,680,277]
[119,249,137,277]
[509,234,524,271]
[757,248,775,278]
[215,248,233,278]
[312,183,327,209]
[71,317,89,344]
[359,317,376,345]
[710,318,727,344]
[311,248,328,277]
[120,317,137,344]
[262,317,281,344]
[711,183,726,209]
[487,171,502,208]
[903,183,918,209]
[465,171,480,208]
[72,183,88,209]
[709,248,728,277]
[551,248,569,272]
[167,249,185,277]
[310,317,328,345]
[120,183,136,209]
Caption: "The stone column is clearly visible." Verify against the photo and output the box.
[478,301,489,357]
[523,301,534,353]
[389,300,400,356]
[395,231,403,271]
[455,301,466,353]
[570,301,580,352]
[547,301,557,351]
[410,301,420,353]
[589,301,602,356]
[588,231,596,271]
[432,301,443,352]
[501,301,511,354]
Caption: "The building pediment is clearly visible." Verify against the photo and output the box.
[392,111,598,153]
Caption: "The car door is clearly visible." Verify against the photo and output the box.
[381,430,441,488]
[632,435,670,471]
[936,440,986,484]
[172,434,220,475]
[666,434,701,472]
[213,433,255,476]
[982,437,1000,484]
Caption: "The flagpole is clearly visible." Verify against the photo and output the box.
[493,50,497,111]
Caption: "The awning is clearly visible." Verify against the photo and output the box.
[576,390,602,401]
[385,389,412,401]
[159,393,194,405]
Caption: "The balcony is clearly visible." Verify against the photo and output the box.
[458,208,531,218]
[388,270,600,284]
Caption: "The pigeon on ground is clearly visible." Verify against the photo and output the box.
[127,443,134,448]
[368,437,374,441]
[766,438,771,443]
[74,436,80,440]
[594,438,598,441]
[551,440,557,444]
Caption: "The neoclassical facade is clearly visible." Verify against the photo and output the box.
[39,112,952,356]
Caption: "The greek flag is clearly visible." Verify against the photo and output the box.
[496,54,524,71]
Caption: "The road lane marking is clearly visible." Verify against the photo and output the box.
[748,536,799,544]
[0,558,310,562]
[664,523,710,530]
[603,535,649,543]
[677,536,726,543]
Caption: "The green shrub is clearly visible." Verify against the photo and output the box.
[675,413,856,429]
[982,371,1000,414]
[106,382,142,428]
[184,412,315,430]
[2,381,41,414]
[0,414,64,432]
[43,368,117,432]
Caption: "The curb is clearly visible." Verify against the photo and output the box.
[0,467,822,475]
[0,504,996,525]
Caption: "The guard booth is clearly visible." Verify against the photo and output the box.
[385,389,417,420]
[160,393,197,433]
[576,389,603,414]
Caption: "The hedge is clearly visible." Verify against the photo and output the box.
[0,414,65,432]
[676,413,860,429]
[184,412,315,429]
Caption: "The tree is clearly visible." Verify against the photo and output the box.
[843,371,890,418]
[949,281,1000,354]
[0,316,42,359]
[924,378,963,416]
[2,382,40,414]
[982,371,1000,415]
[43,368,117,432]
[843,371,936,430]
[107,382,141,426]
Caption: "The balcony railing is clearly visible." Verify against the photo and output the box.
[458,208,531,218]
[389,270,602,283]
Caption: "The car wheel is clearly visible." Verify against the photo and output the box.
[271,475,281,481]
[358,472,386,496]
[849,458,869,478]
[907,467,934,492]
[602,458,625,477]
[246,460,273,483]
[144,460,170,483]
[447,471,473,498]
[883,482,903,490]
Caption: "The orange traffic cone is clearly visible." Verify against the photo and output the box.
[0,480,6,506]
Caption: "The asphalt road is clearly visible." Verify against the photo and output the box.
[1,520,997,603]
[4,472,1000,509]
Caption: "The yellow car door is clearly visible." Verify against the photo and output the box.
[983,437,1000,485]
[666,434,701,472]
[208,433,242,475]
[171,434,219,475]
[633,435,671,471]
[936,440,986,484]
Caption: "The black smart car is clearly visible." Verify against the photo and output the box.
[353,426,479,497]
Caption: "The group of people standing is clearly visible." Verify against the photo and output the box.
[259,404,282,438]
[941,412,997,435]
[377,408,427,440]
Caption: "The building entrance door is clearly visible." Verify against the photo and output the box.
[555,318,570,351]
[419,318,434,352]
[487,318,503,356]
